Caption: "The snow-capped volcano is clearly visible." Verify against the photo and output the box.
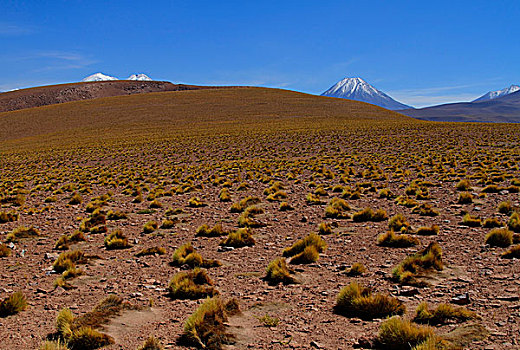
[473,84,520,102]
[321,77,411,110]
[81,73,119,82]
[127,74,152,81]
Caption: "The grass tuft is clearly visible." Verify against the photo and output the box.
[392,242,443,285]
[334,282,405,320]
[168,268,218,299]
[485,228,513,247]
[414,302,476,325]
[172,243,221,268]
[265,258,298,285]
[376,316,434,350]
[220,228,255,248]
[0,291,27,317]
[377,230,419,248]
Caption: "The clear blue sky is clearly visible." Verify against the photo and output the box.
[1,0,519,107]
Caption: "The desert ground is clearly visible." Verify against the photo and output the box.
[0,87,519,349]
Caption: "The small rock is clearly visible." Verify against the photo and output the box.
[451,293,470,305]
[310,340,323,348]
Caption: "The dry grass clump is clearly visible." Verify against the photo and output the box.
[456,179,472,191]
[0,210,18,223]
[181,296,236,349]
[265,258,298,285]
[388,213,412,233]
[172,243,221,268]
[79,210,106,233]
[266,190,288,202]
[0,291,27,317]
[306,193,324,205]
[196,223,226,237]
[0,243,12,257]
[482,217,504,228]
[160,218,176,229]
[55,231,86,250]
[392,242,443,285]
[414,302,476,325]
[376,316,434,350]
[318,222,334,235]
[68,193,82,205]
[143,220,159,233]
[416,225,439,236]
[39,340,70,350]
[377,230,419,248]
[218,188,232,202]
[53,295,134,349]
[238,205,265,228]
[6,225,40,242]
[282,232,327,260]
[53,250,88,273]
[220,228,255,248]
[104,229,131,249]
[508,211,520,232]
[188,197,206,208]
[137,337,164,350]
[481,184,500,193]
[106,210,127,220]
[497,201,514,215]
[352,207,388,222]
[325,197,351,219]
[501,245,520,258]
[395,195,419,208]
[334,282,405,320]
[135,246,166,257]
[168,268,218,299]
[412,203,440,217]
[149,199,163,209]
[462,213,481,227]
[485,228,513,247]
[230,196,260,213]
[279,201,294,211]
[345,262,366,276]
[457,192,473,204]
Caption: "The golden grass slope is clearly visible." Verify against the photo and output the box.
[0,87,413,150]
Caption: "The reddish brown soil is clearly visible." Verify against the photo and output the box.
[0,80,228,113]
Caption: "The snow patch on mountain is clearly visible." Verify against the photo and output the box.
[473,84,520,102]
[82,73,119,82]
[127,74,152,81]
[321,77,411,110]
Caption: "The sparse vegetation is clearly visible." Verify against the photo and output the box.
[377,230,419,247]
[104,229,131,249]
[6,225,40,242]
[376,316,434,350]
[220,228,255,248]
[265,258,297,284]
[196,223,226,237]
[485,228,513,247]
[392,242,443,285]
[352,207,388,222]
[168,268,218,299]
[334,282,405,320]
[416,225,439,236]
[345,262,366,276]
[171,243,221,268]
[0,291,27,317]
[414,302,476,325]
[135,246,166,257]
[182,296,235,349]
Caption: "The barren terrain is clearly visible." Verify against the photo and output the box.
[0,87,519,349]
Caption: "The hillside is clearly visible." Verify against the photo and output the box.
[0,87,519,349]
[401,90,520,122]
[0,87,411,148]
[0,80,217,113]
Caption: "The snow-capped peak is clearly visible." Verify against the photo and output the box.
[321,77,411,110]
[127,73,152,81]
[473,84,520,102]
[81,73,119,82]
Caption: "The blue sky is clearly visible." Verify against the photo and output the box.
[1,0,519,107]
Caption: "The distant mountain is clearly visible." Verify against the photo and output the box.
[321,77,411,110]
[127,74,152,81]
[473,84,520,102]
[82,73,118,82]
[400,90,520,123]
